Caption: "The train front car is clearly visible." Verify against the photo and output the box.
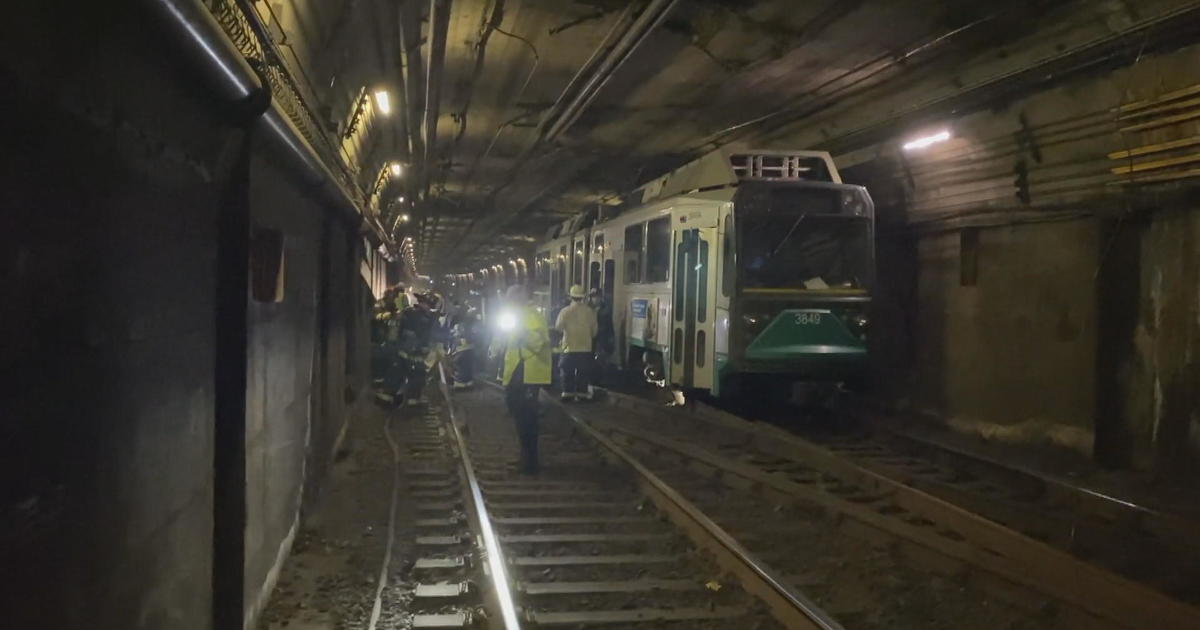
[718,172,875,403]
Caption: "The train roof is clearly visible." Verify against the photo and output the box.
[542,146,846,242]
[635,144,842,205]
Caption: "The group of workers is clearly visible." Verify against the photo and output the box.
[491,282,607,474]
[372,281,609,476]
[372,285,482,406]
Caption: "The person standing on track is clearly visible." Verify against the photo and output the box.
[555,284,598,402]
[492,284,552,475]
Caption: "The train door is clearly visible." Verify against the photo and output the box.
[598,232,616,362]
[669,211,718,390]
[552,243,567,308]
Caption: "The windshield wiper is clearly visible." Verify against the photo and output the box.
[769,212,808,258]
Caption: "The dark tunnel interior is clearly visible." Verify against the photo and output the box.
[1,1,1198,629]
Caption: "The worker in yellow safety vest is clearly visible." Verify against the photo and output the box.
[490,283,551,474]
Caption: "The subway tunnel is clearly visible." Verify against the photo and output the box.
[2,1,1199,629]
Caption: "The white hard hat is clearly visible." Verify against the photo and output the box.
[569,284,586,299]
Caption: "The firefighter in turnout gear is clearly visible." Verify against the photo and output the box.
[396,293,437,406]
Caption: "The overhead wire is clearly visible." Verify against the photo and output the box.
[460,22,541,194]
[447,1,669,264]
[434,18,542,269]
[419,0,509,260]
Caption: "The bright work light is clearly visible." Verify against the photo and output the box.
[390,163,402,177]
[374,90,391,115]
[497,311,517,332]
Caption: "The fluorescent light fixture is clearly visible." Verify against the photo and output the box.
[903,130,950,151]
[389,163,402,177]
[373,90,391,115]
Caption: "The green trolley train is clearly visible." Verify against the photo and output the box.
[527,146,875,401]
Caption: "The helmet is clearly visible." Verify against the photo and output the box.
[569,284,586,299]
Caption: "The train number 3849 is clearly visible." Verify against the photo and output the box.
[794,312,823,325]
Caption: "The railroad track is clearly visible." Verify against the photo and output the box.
[638,391,1200,602]
[423,369,841,629]
[562,390,1200,630]
[833,415,1200,596]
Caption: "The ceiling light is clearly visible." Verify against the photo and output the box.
[374,90,391,115]
[397,196,405,203]
[400,213,410,222]
[389,163,402,177]
[903,130,950,151]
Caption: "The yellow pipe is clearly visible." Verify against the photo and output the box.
[1110,152,1200,175]
[1107,136,1200,160]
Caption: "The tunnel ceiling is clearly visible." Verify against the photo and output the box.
[252,0,1200,273]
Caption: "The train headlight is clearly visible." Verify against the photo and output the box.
[497,311,518,332]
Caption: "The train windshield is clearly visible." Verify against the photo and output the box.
[738,186,874,290]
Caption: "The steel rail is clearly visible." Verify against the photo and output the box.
[437,366,523,630]
[863,416,1200,554]
[548,394,843,630]
[589,389,1200,630]
[366,416,404,630]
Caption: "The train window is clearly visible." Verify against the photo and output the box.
[697,239,708,323]
[740,188,872,290]
[645,217,670,283]
[589,261,601,291]
[593,233,604,255]
[721,215,733,297]
[535,251,551,286]
[696,330,706,367]
[673,240,685,321]
[573,241,584,286]
[557,245,567,301]
[624,223,644,283]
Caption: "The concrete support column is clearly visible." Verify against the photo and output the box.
[1150,209,1199,479]
[1093,215,1142,469]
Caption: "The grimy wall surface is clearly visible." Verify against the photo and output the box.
[824,37,1200,474]
[0,3,374,628]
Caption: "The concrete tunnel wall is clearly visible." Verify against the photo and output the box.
[911,221,1099,450]
[0,3,376,629]
[830,41,1200,473]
